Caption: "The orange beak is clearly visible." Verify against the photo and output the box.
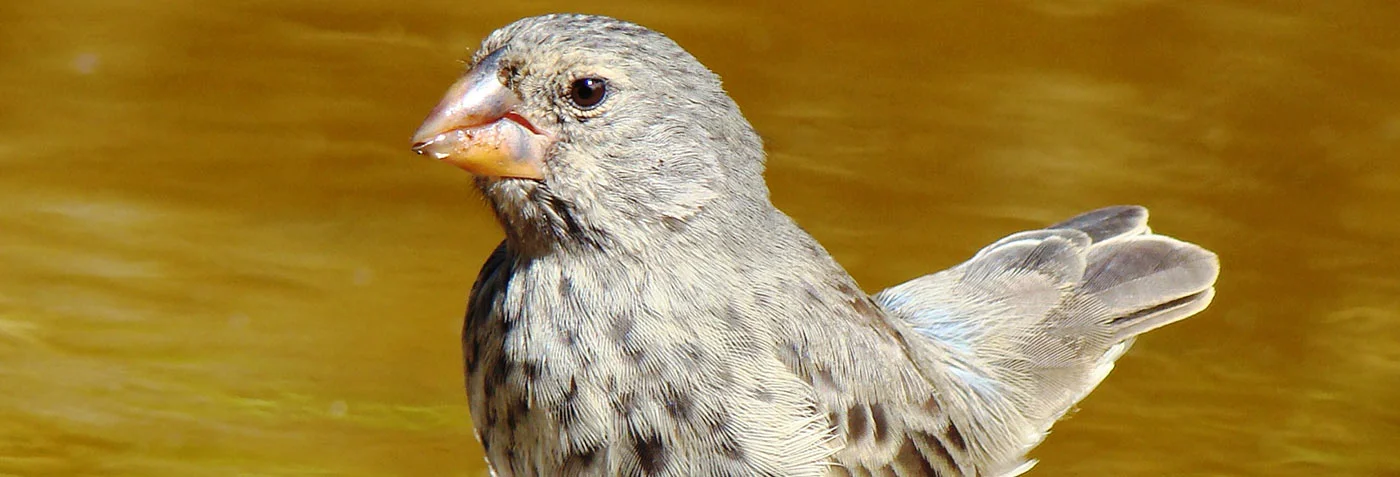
[411,52,550,180]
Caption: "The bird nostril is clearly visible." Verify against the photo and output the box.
[411,139,435,154]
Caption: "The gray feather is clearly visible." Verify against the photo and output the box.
[874,206,1219,475]
[1047,205,1150,242]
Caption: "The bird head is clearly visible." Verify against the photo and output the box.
[412,14,769,254]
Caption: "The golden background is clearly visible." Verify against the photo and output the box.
[3,1,1398,475]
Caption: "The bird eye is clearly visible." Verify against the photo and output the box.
[568,77,608,109]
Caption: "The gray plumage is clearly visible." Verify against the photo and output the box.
[443,14,1220,477]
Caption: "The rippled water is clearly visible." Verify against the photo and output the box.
[3,1,1398,476]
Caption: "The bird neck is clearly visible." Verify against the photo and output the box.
[495,188,769,260]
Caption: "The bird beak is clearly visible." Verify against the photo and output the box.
[411,53,550,180]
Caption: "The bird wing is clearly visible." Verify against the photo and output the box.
[861,206,1219,476]
[460,243,517,475]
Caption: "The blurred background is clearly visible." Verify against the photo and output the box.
[3,1,1398,476]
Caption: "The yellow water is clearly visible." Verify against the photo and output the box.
[3,1,1398,476]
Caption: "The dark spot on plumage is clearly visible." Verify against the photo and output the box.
[505,395,529,429]
[521,360,542,381]
[923,395,942,414]
[469,244,510,303]
[632,432,668,475]
[483,405,500,429]
[717,367,736,385]
[681,342,705,362]
[705,410,734,435]
[725,333,763,359]
[848,404,870,443]
[466,299,492,328]
[802,282,824,304]
[812,366,844,393]
[914,431,956,471]
[561,327,578,347]
[894,438,939,476]
[464,266,504,351]
[660,386,693,421]
[483,354,514,388]
[827,410,843,434]
[600,20,648,36]
[610,314,645,362]
[852,296,882,319]
[661,216,687,232]
[717,433,745,460]
[611,390,638,417]
[594,271,613,292]
[623,345,646,366]
[752,386,773,403]
[562,443,602,473]
[871,404,891,445]
[498,315,516,337]
[555,379,582,431]
[946,422,967,452]
[546,195,605,249]
[563,377,578,402]
[830,278,884,321]
[558,275,573,296]
[611,314,636,345]
[557,403,580,432]
[463,336,482,373]
[723,303,745,326]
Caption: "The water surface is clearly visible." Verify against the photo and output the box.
[3,1,1398,475]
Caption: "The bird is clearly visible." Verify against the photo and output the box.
[409,13,1220,477]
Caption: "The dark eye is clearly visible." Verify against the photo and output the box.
[568,77,608,109]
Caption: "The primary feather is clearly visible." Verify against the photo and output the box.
[874,205,1218,475]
